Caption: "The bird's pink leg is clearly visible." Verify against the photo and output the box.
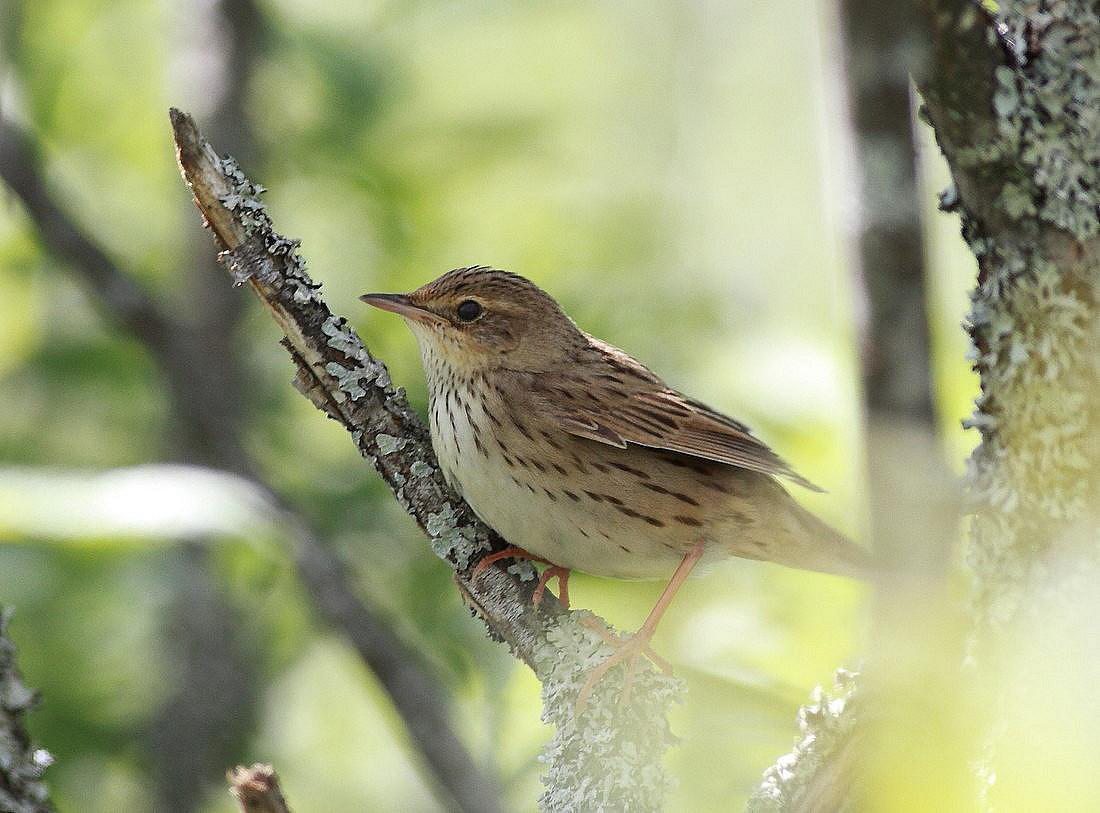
[471,546,571,608]
[576,541,705,713]
[470,545,547,580]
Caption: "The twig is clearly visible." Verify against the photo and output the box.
[227,764,292,813]
[0,111,248,467]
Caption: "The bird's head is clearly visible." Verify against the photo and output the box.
[361,267,585,375]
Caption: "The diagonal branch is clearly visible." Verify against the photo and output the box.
[0,110,503,813]
[170,107,681,812]
[0,111,249,468]
[149,2,263,806]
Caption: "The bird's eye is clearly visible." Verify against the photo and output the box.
[456,300,483,322]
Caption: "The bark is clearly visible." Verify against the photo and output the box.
[839,0,957,578]
[0,609,54,813]
[843,0,936,427]
[0,111,502,813]
[171,109,679,812]
[148,544,259,813]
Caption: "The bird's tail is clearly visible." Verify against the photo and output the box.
[782,501,877,581]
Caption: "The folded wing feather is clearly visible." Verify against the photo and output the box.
[531,337,823,492]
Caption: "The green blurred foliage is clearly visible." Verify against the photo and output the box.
[0,0,983,811]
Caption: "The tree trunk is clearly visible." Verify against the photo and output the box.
[751,0,1100,807]
[920,0,1100,630]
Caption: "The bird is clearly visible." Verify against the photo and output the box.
[361,267,870,709]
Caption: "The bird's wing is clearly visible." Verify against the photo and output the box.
[529,337,823,492]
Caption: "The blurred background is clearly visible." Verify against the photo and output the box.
[0,0,981,810]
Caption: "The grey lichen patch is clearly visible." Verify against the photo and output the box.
[507,560,538,582]
[217,155,277,236]
[747,669,861,812]
[324,362,373,401]
[535,614,681,813]
[321,316,368,361]
[376,433,407,456]
[287,277,321,304]
[214,154,323,303]
[320,316,394,393]
[410,461,434,479]
[425,503,488,569]
[998,182,1036,220]
[989,2,1100,241]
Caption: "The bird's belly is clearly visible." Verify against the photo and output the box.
[430,407,690,580]
[461,463,686,579]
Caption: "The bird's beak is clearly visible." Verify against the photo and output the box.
[359,293,436,323]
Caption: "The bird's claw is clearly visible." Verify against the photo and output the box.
[575,617,673,714]
[471,547,571,609]
[533,566,571,609]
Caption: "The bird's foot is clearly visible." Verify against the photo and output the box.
[575,617,673,714]
[471,546,570,608]
[470,545,547,580]
[533,566,571,609]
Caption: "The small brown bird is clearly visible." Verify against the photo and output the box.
[362,267,869,707]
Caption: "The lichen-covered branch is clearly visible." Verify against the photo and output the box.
[841,0,936,427]
[0,609,54,813]
[170,109,679,810]
[170,106,551,661]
